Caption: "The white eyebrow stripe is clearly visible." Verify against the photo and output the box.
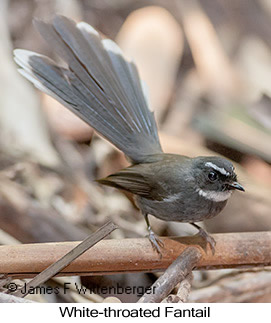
[205,162,230,176]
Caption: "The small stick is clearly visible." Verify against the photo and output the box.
[176,272,193,302]
[162,272,193,303]
[0,274,11,289]
[138,247,201,303]
[10,221,118,298]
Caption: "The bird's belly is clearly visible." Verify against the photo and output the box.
[135,195,227,223]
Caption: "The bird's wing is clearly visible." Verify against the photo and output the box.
[97,164,166,201]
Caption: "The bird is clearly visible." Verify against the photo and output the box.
[14,15,245,254]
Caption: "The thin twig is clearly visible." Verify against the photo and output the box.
[162,272,193,303]
[10,221,118,297]
[0,274,11,290]
[176,272,193,302]
[138,247,201,303]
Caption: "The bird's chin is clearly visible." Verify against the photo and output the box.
[197,188,232,202]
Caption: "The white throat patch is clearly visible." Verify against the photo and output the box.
[197,188,232,202]
[205,162,231,176]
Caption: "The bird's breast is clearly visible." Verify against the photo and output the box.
[135,192,228,223]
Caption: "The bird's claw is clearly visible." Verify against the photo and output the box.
[147,230,164,256]
[196,227,216,255]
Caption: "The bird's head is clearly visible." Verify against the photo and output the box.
[192,156,245,202]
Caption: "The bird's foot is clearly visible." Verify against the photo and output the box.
[147,230,164,256]
[196,227,216,255]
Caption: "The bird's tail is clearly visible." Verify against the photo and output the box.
[14,15,162,163]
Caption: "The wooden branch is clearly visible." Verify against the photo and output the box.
[162,273,193,303]
[0,232,270,279]
[175,272,193,302]
[138,247,201,303]
[10,221,117,297]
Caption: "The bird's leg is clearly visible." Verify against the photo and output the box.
[144,213,164,254]
[190,223,216,255]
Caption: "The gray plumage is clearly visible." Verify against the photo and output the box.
[14,16,245,253]
[14,15,162,163]
[99,154,233,222]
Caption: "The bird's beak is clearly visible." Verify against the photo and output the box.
[228,181,245,192]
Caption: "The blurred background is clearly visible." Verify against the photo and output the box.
[0,0,271,302]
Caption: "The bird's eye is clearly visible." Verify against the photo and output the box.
[208,171,218,182]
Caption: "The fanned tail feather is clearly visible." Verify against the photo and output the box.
[14,15,162,163]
